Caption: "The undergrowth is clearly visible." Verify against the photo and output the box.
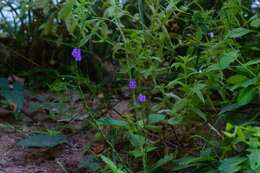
[0,0,260,173]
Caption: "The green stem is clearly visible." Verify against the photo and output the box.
[75,63,132,173]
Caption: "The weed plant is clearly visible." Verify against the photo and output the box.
[1,0,260,172]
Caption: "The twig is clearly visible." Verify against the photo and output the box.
[56,160,70,173]
[207,123,223,139]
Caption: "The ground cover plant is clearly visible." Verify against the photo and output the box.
[0,0,260,172]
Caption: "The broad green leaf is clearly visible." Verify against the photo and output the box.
[218,156,247,173]
[225,27,252,39]
[128,133,145,148]
[78,161,101,172]
[227,75,248,84]
[148,114,166,124]
[248,149,260,172]
[237,87,257,106]
[0,78,24,112]
[96,117,130,129]
[219,50,239,69]
[16,134,68,147]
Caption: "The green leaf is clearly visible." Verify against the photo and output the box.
[96,117,130,129]
[172,156,214,171]
[219,104,241,114]
[151,153,176,171]
[128,133,145,148]
[16,134,68,147]
[231,78,257,91]
[78,161,101,172]
[219,50,239,69]
[58,0,77,19]
[192,107,207,121]
[191,83,206,103]
[248,149,260,172]
[0,78,24,112]
[168,116,183,125]
[227,75,248,84]
[236,127,245,142]
[236,87,257,106]
[218,156,247,173]
[129,146,157,158]
[148,114,166,124]
[249,14,260,27]
[245,58,260,66]
[100,155,125,173]
[225,27,252,39]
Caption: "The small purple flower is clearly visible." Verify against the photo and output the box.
[136,94,146,104]
[72,48,82,61]
[128,80,137,89]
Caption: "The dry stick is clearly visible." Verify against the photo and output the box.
[207,123,223,139]
[7,47,40,66]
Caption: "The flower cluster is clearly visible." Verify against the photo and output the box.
[72,48,82,61]
[128,79,146,104]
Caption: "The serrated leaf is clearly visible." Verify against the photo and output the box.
[96,117,130,129]
[237,87,257,106]
[225,27,252,39]
[16,134,68,147]
[218,156,247,173]
[148,114,166,124]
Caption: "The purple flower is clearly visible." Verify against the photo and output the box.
[128,80,137,89]
[136,94,146,104]
[72,48,82,61]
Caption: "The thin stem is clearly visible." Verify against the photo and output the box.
[75,63,131,173]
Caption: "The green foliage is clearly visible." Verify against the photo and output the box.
[2,0,260,172]
[16,133,68,147]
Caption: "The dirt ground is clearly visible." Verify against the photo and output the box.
[0,90,130,173]
[0,123,90,173]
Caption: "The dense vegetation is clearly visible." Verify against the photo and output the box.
[0,0,260,172]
